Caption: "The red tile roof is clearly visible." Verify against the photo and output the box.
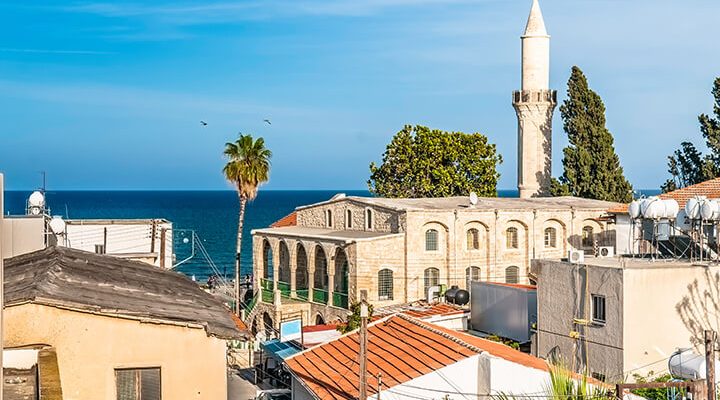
[270,212,297,228]
[374,301,468,319]
[285,314,552,400]
[608,177,720,213]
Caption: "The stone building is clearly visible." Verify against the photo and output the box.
[514,0,557,198]
[248,194,619,330]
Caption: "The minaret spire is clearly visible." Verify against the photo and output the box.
[513,0,557,198]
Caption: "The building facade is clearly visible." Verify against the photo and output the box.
[514,0,556,198]
[532,257,720,382]
[249,195,618,330]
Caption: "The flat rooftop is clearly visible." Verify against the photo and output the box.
[541,255,714,270]
[251,226,400,242]
[299,195,621,212]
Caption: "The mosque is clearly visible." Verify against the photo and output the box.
[245,0,621,329]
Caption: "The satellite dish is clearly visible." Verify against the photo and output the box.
[48,216,66,234]
[469,192,478,206]
[28,191,45,207]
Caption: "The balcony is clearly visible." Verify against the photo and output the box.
[512,90,557,104]
[313,288,328,304]
[332,292,349,309]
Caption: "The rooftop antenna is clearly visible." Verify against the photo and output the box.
[41,171,46,193]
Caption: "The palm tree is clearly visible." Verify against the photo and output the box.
[223,134,272,315]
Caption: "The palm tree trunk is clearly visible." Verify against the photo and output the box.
[235,193,247,316]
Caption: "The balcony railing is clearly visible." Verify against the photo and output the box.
[296,288,309,301]
[512,89,557,104]
[244,293,258,314]
[260,278,274,291]
[313,288,328,304]
[332,292,349,309]
[277,281,291,298]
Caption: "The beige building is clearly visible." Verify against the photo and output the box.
[248,195,619,330]
[3,246,245,400]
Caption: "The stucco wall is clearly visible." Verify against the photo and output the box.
[533,259,624,380]
[1,216,45,259]
[4,304,228,400]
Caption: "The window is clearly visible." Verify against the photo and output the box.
[326,210,333,228]
[582,226,594,248]
[346,209,352,229]
[592,294,606,324]
[378,269,394,300]
[366,209,373,230]
[505,266,519,284]
[424,267,439,294]
[466,229,480,250]
[465,266,480,289]
[425,229,439,251]
[591,372,606,383]
[544,227,557,248]
[116,368,161,400]
[506,227,518,249]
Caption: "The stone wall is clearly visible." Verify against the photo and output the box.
[296,200,400,233]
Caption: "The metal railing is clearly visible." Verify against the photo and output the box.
[296,288,309,301]
[312,288,328,304]
[244,293,258,314]
[277,281,291,298]
[332,292,349,309]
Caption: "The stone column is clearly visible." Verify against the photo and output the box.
[289,241,297,298]
[307,244,315,301]
[272,240,280,300]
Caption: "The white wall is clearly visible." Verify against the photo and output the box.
[1,217,45,259]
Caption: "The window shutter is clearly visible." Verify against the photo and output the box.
[141,369,161,400]
[116,370,137,400]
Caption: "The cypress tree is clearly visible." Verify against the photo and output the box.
[551,66,633,203]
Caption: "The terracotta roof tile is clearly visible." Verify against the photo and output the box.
[609,177,720,214]
[374,301,468,319]
[285,314,554,400]
[270,212,297,228]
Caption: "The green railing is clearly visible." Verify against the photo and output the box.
[277,281,291,298]
[260,278,274,291]
[296,288,309,301]
[261,289,274,303]
[244,293,258,314]
[332,292,349,309]
[313,288,328,304]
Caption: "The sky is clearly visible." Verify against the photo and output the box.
[0,0,719,191]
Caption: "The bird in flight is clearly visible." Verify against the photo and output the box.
[200,121,208,126]
[263,119,271,125]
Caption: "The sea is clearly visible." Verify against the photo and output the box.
[3,189,660,281]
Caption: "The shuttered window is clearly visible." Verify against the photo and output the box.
[116,368,161,400]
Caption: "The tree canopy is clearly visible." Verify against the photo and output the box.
[368,125,502,198]
[662,77,720,192]
[223,134,272,201]
[550,66,633,203]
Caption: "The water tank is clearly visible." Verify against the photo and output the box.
[701,199,720,220]
[642,197,664,219]
[445,285,470,306]
[664,199,680,219]
[628,200,641,219]
[685,196,706,220]
[668,348,720,381]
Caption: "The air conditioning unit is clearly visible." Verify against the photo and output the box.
[568,249,584,264]
[598,246,614,258]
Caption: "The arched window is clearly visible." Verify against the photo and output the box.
[582,226,594,248]
[424,267,440,294]
[345,209,352,229]
[544,227,557,248]
[466,228,480,250]
[465,266,480,289]
[326,210,333,228]
[505,266,519,284]
[378,269,393,301]
[366,209,373,230]
[425,229,439,251]
[314,246,328,290]
[263,240,273,280]
[506,227,519,249]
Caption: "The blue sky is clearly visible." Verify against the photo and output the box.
[0,0,719,191]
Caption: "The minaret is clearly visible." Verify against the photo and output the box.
[513,0,557,198]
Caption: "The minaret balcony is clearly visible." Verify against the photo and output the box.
[513,90,557,105]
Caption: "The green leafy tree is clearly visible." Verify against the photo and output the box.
[493,362,611,400]
[662,78,720,192]
[337,301,374,334]
[368,125,502,198]
[551,66,633,203]
[223,134,272,315]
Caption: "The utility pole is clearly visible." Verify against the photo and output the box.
[359,298,369,400]
[706,330,716,400]
[376,372,382,400]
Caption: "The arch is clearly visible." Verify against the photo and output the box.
[326,210,333,228]
[506,227,519,249]
[296,243,308,291]
[365,208,373,230]
[466,228,480,250]
[378,269,393,301]
[543,218,567,252]
[314,245,328,290]
[544,227,557,248]
[278,241,291,284]
[424,267,440,294]
[505,266,519,284]
[465,266,481,289]
[425,229,439,251]
[334,248,349,294]
[315,314,325,325]
[262,239,273,280]
[345,209,353,229]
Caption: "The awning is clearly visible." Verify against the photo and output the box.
[261,339,302,360]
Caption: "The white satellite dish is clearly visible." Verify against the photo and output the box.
[48,216,66,235]
[28,191,45,207]
[469,192,478,206]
